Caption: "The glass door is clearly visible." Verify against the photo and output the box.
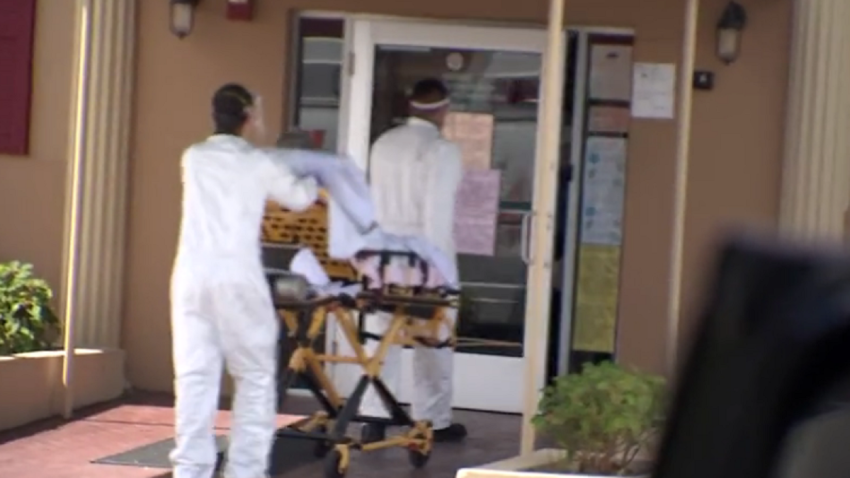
[331,18,564,413]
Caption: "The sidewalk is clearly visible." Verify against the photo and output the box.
[0,392,520,478]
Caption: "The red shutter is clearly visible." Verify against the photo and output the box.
[0,0,37,156]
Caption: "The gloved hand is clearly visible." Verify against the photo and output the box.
[314,189,330,206]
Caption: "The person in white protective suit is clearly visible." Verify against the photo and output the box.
[170,83,338,478]
[359,78,468,443]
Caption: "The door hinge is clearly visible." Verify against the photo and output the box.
[347,51,355,76]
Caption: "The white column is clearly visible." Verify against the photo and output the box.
[519,0,567,457]
[666,0,700,377]
[61,0,135,418]
[62,0,135,351]
[780,0,850,240]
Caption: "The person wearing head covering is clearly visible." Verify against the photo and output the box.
[169,83,329,478]
[359,78,467,443]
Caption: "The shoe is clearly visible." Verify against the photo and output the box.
[433,423,467,442]
[360,423,386,444]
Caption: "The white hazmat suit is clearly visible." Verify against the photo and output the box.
[360,116,464,431]
[170,134,330,478]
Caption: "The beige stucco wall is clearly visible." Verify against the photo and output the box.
[0,2,130,429]
[0,0,791,394]
[119,0,790,392]
[0,349,125,432]
[0,0,76,292]
[680,0,789,347]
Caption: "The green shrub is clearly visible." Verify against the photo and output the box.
[533,361,666,476]
[0,261,61,355]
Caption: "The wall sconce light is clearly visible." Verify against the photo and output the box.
[716,1,748,64]
[170,0,200,39]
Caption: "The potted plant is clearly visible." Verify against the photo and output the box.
[530,361,666,476]
[0,261,61,355]
[457,361,665,478]
[0,261,124,432]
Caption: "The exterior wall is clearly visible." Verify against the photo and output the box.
[120,0,790,392]
[680,0,790,346]
[0,1,76,292]
[0,349,125,432]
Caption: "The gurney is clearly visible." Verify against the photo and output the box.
[259,152,467,477]
[265,247,458,478]
[264,214,459,478]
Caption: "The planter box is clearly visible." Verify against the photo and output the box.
[0,348,125,431]
[457,448,649,478]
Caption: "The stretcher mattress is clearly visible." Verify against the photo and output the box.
[286,246,456,293]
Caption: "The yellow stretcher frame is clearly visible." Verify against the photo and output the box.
[273,287,459,478]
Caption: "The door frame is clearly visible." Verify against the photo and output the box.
[551,27,634,376]
[327,16,565,412]
[339,17,558,171]
[298,11,634,409]
[293,12,634,385]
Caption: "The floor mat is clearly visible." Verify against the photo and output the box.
[91,434,319,474]
[92,436,228,469]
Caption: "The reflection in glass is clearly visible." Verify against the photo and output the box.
[495,211,524,258]
[371,47,541,205]
[291,26,579,361]
[286,17,345,387]
[293,18,344,152]
[369,44,578,357]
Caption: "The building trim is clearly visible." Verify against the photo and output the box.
[779,0,850,240]
[61,0,136,417]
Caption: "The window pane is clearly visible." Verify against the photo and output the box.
[292,18,344,152]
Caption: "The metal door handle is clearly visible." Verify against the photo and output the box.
[520,211,533,265]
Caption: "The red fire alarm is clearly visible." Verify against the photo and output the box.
[226,0,254,21]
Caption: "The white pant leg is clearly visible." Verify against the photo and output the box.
[359,310,402,419]
[170,277,225,478]
[411,308,456,429]
[214,273,280,478]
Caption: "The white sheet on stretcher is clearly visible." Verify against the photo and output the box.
[280,151,459,288]
[289,249,454,343]
[290,242,456,294]
[289,249,358,295]
[289,248,330,286]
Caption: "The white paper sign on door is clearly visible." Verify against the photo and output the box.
[631,62,677,119]
[454,169,502,256]
[442,112,495,170]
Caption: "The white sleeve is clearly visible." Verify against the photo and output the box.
[423,141,464,246]
[260,149,319,212]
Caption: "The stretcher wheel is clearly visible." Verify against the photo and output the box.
[407,430,432,469]
[323,449,347,478]
[408,447,431,468]
[314,424,332,458]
